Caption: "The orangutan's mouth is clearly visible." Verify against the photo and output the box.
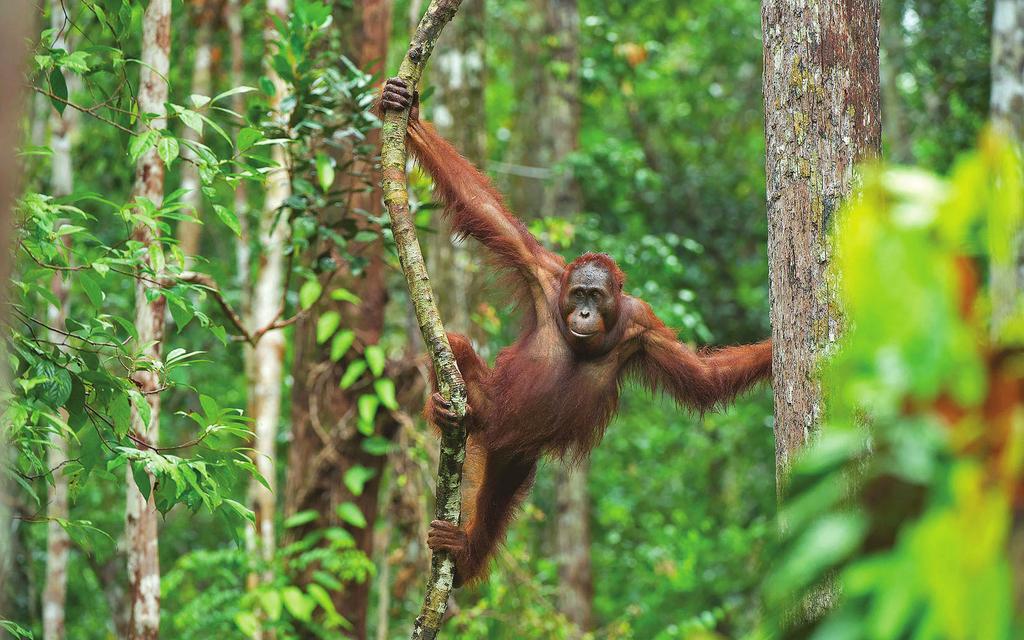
[570,330,596,339]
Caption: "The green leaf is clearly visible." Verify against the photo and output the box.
[213,204,241,236]
[339,360,367,389]
[336,502,367,528]
[212,85,257,103]
[357,394,379,426]
[259,589,282,622]
[131,462,151,499]
[49,68,68,115]
[282,587,315,622]
[234,611,260,637]
[316,153,335,193]
[330,330,355,362]
[361,436,390,456]
[283,509,319,528]
[316,311,340,344]
[128,130,158,163]
[189,93,211,109]
[343,465,376,497]
[299,279,322,310]
[78,272,104,307]
[329,288,361,304]
[157,136,179,167]
[237,126,263,151]
[364,345,386,377]
[374,378,398,410]
[178,109,204,136]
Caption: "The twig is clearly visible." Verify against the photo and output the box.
[379,2,467,638]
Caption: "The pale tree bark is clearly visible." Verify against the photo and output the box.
[176,0,217,261]
[247,0,292,583]
[126,2,172,639]
[226,0,252,317]
[763,0,880,619]
[0,1,30,624]
[990,0,1024,337]
[427,0,485,336]
[43,4,77,637]
[989,0,1024,615]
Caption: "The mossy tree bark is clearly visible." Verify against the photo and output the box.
[379,1,467,637]
[762,0,881,618]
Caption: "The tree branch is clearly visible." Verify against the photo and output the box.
[379,2,467,638]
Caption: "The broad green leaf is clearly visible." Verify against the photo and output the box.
[157,136,179,166]
[299,279,322,310]
[178,109,203,136]
[283,509,319,528]
[343,465,376,497]
[330,330,355,362]
[374,378,398,410]
[329,288,361,304]
[357,394,379,426]
[48,68,68,115]
[128,130,158,163]
[213,204,241,236]
[237,126,263,151]
[316,311,340,344]
[316,152,335,193]
[364,345,385,377]
[339,360,367,389]
[336,502,367,528]
[282,587,315,622]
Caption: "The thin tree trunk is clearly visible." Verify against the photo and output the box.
[763,0,880,619]
[43,5,77,638]
[427,0,485,337]
[227,0,251,318]
[536,0,593,628]
[126,2,172,639]
[555,462,592,631]
[989,0,1024,615]
[990,0,1024,337]
[880,0,912,164]
[247,0,292,587]
[176,1,216,261]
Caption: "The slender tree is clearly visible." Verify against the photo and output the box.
[989,0,1024,614]
[539,0,593,631]
[42,3,77,638]
[177,0,217,260]
[427,0,485,336]
[247,0,292,579]
[125,2,172,638]
[226,0,251,316]
[762,0,880,617]
[990,0,1024,337]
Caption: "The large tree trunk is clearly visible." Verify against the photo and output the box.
[427,0,485,336]
[762,0,880,481]
[246,0,292,591]
[283,2,397,638]
[43,4,77,638]
[126,2,172,639]
[762,0,880,619]
[990,0,1024,337]
[176,0,216,261]
[989,0,1024,615]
